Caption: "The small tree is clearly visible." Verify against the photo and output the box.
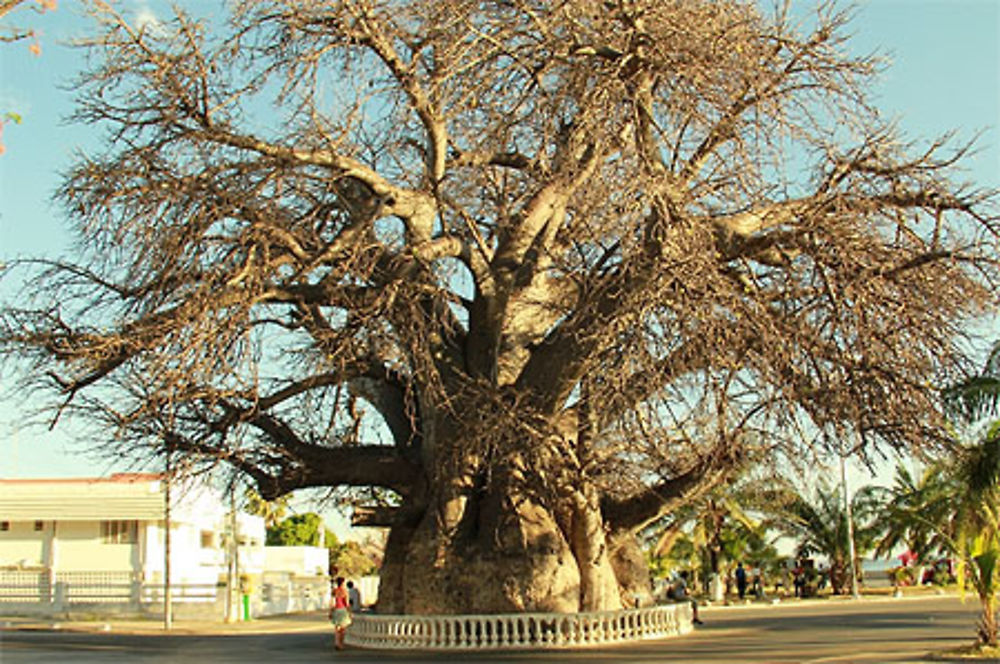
[266,513,334,547]
[330,539,381,579]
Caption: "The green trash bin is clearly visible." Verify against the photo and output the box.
[238,574,254,621]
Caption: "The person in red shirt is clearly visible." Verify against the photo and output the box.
[329,577,352,651]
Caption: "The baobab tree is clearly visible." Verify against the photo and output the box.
[1,0,998,615]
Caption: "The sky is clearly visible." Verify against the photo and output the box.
[0,1,998,515]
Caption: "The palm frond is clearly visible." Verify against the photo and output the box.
[943,339,1000,425]
[961,429,1000,499]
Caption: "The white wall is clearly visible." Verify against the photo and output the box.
[56,521,134,573]
[0,521,44,567]
[264,546,328,576]
[1,518,249,584]
[142,522,224,585]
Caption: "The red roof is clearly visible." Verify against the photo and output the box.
[0,473,164,484]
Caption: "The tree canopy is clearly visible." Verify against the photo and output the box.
[266,512,331,547]
[1,0,998,614]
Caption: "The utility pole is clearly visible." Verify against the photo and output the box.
[840,437,860,600]
[163,447,173,630]
[226,485,240,622]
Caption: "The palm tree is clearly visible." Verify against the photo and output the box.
[770,481,879,595]
[646,472,779,594]
[647,491,756,592]
[941,341,1000,648]
[867,464,953,569]
[868,435,999,647]
[951,426,1000,648]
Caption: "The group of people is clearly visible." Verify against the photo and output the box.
[328,577,363,651]
[737,560,826,599]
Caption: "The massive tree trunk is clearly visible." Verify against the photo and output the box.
[374,423,626,614]
[395,489,589,614]
[365,392,733,614]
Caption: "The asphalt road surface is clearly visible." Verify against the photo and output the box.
[0,595,987,663]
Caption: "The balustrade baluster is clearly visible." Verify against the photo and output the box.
[344,603,691,651]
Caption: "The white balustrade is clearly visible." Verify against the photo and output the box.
[344,602,693,651]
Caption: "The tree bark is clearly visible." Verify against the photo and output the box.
[979,593,998,647]
[568,487,622,612]
[373,420,630,614]
[377,489,588,613]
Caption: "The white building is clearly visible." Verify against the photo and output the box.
[0,473,264,585]
[0,473,334,618]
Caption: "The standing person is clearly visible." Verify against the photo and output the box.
[793,562,806,598]
[817,565,829,591]
[735,562,748,600]
[672,571,703,625]
[329,577,352,651]
[347,580,362,612]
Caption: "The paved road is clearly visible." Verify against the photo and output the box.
[0,595,986,663]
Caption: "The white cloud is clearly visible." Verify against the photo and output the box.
[133,3,166,37]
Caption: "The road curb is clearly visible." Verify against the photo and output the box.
[701,591,957,612]
[1,616,332,636]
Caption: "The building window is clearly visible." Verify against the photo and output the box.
[0,521,9,531]
[200,531,215,549]
[101,520,138,544]
[34,521,44,531]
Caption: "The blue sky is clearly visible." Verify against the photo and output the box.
[0,1,998,495]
